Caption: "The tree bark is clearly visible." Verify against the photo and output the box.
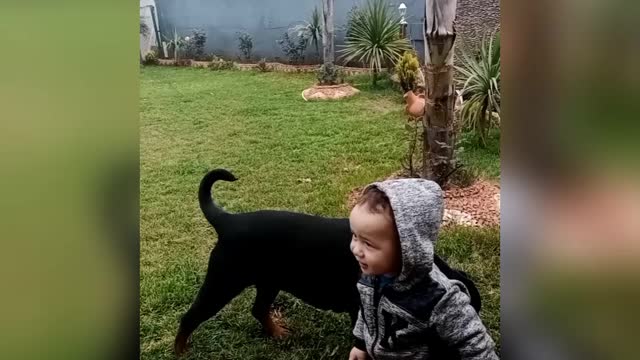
[422,0,458,186]
[322,0,335,65]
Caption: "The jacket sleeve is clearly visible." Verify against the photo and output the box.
[430,286,499,359]
[352,308,367,352]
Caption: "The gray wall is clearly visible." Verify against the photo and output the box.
[155,0,499,63]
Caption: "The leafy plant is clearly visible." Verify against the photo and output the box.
[316,63,343,85]
[163,27,186,61]
[396,50,420,92]
[182,29,207,60]
[292,6,323,59]
[455,31,501,147]
[257,58,270,72]
[338,0,412,86]
[276,31,309,64]
[237,32,253,61]
[142,51,159,66]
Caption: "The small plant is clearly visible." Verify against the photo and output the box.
[401,119,424,177]
[338,0,412,86]
[276,31,309,64]
[209,56,236,71]
[142,51,159,66]
[257,58,270,72]
[182,29,207,60]
[316,63,343,85]
[455,31,501,147]
[237,32,253,61]
[163,27,186,60]
[395,51,420,92]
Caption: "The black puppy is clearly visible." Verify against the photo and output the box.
[174,169,361,355]
[174,169,481,356]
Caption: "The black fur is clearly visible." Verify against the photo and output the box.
[174,169,481,356]
[175,169,361,355]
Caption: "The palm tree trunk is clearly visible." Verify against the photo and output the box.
[422,0,458,186]
[322,0,335,65]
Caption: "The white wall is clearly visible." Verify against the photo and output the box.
[140,0,161,57]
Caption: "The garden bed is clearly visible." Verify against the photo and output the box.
[155,58,374,76]
[302,84,360,101]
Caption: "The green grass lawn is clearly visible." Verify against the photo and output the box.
[140,67,500,359]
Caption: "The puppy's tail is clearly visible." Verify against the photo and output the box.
[199,169,237,228]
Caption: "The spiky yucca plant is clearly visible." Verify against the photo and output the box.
[308,6,323,57]
[338,0,411,86]
[292,6,323,59]
[456,31,501,147]
[163,27,186,61]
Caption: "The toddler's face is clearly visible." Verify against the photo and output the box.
[349,204,401,276]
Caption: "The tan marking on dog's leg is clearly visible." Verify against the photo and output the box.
[263,310,289,338]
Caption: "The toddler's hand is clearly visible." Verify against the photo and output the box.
[348,347,368,360]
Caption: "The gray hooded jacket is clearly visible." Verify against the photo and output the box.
[353,179,498,359]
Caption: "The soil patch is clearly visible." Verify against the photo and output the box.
[302,84,360,101]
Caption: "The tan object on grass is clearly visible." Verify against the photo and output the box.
[301,84,360,101]
[404,90,425,117]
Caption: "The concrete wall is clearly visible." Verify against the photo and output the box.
[154,0,499,63]
[140,0,159,57]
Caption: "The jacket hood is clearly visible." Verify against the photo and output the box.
[366,178,444,290]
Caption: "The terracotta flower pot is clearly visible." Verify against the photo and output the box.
[404,90,425,117]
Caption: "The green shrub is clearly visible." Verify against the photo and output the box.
[316,63,343,85]
[395,51,420,92]
[142,51,159,66]
[276,31,309,64]
[237,32,253,61]
[182,29,207,60]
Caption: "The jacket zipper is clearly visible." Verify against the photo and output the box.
[371,276,382,356]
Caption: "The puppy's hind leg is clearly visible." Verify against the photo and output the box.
[252,285,288,338]
[174,247,249,356]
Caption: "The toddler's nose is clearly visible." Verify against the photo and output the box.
[351,242,363,259]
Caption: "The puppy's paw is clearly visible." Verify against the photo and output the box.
[264,314,290,339]
[174,333,190,357]
[270,323,290,339]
